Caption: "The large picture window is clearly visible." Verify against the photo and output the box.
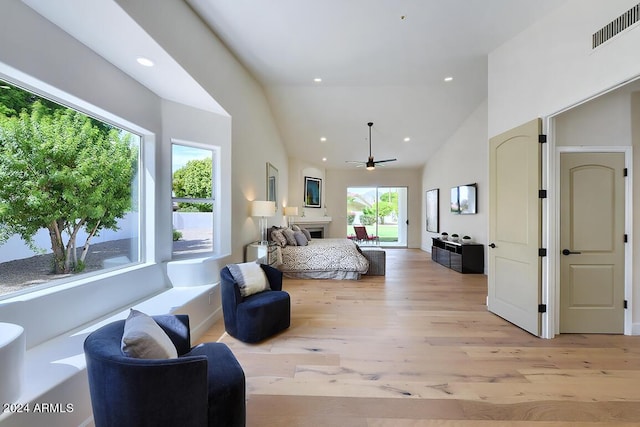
[0,80,141,299]
[172,142,215,256]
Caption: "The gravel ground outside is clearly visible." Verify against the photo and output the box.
[0,230,212,297]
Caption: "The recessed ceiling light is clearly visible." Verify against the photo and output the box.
[404,137,411,142]
[322,157,327,162]
[137,57,154,67]
[444,76,453,82]
[320,137,327,142]
[313,78,322,83]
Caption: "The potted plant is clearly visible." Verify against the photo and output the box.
[441,232,448,241]
[462,235,472,244]
[450,233,459,242]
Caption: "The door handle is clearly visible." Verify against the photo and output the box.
[562,249,582,256]
[488,243,496,248]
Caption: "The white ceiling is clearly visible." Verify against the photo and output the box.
[186,0,568,169]
[23,0,569,170]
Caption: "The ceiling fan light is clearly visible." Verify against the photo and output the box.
[366,159,375,170]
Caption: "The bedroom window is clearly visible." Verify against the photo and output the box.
[171,142,215,256]
[0,80,142,299]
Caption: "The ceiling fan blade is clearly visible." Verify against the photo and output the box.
[374,158,397,164]
[345,160,365,164]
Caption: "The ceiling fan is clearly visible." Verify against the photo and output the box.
[346,122,397,170]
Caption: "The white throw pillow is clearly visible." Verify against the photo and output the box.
[121,309,178,359]
[227,262,270,297]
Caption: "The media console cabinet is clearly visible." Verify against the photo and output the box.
[431,238,484,274]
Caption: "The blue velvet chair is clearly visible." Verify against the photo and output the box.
[84,314,245,427]
[221,264,290,343]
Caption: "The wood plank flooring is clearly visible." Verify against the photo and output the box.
[197,249,640,426]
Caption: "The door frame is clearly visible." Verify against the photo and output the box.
[551,144,633,336]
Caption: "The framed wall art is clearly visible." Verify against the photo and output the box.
[304,176,321,208]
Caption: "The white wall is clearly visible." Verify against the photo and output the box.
[421,100,488,270]
[288,157,326,220]
[488,0,640,137]
[555,80,640,147]
[324,167,422,248]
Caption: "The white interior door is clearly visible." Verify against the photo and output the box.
[488,119,542,336]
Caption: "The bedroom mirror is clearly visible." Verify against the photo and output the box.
[266,162,278,211]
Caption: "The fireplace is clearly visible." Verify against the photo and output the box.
[305,227,324,239]
[293,217,331,239]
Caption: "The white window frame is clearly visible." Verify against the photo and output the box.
[171,139,219,258]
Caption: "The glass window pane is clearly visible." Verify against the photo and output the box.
[0,81,141,298]
[172,144,214,256]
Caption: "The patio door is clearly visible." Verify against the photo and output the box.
[347,187,407,247]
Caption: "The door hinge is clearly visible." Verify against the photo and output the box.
[538,134,547,143]
[539,190,547,199]
[539,248,547,257]
[624,300,628,309]
[538,304,547,313]
[624,168,628,177]
[624,234,628,243]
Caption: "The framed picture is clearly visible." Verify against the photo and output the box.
[304,176,321,208]
[267,163,278,210]
[426,188,439,232]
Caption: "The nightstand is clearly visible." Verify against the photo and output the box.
[245,242,269,262]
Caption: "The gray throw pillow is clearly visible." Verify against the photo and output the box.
[300,227,312,241]
[121,309,178,359]
[294,230,308,246]
[282,228,297,246]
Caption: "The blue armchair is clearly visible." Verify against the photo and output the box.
[221,264,290,343]
[84,314,245,427]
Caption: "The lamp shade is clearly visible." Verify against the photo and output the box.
[284,206,298,216]
[251,200,276,217]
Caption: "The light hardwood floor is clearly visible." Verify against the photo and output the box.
[197,249,640,426]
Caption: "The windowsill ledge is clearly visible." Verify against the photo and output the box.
[166,252,230,287]
[0,283,218,425]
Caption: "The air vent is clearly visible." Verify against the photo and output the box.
[592,3,640,49]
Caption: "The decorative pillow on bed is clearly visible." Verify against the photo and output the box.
[300,227,312,241]
[121,309,178,359]
[271,229,287,247]
[282,228,298,246]
[290,224,301,231]
[294,230,308,246]
[227,262,270,297]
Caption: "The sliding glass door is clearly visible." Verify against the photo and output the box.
[346,186,407,247]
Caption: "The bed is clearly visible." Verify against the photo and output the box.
[270,236,369,280]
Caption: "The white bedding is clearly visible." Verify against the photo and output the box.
[275,238,369,280]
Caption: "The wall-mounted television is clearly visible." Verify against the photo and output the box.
[450,183,477,215]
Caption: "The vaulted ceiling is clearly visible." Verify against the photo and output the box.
[186,0,568,169]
